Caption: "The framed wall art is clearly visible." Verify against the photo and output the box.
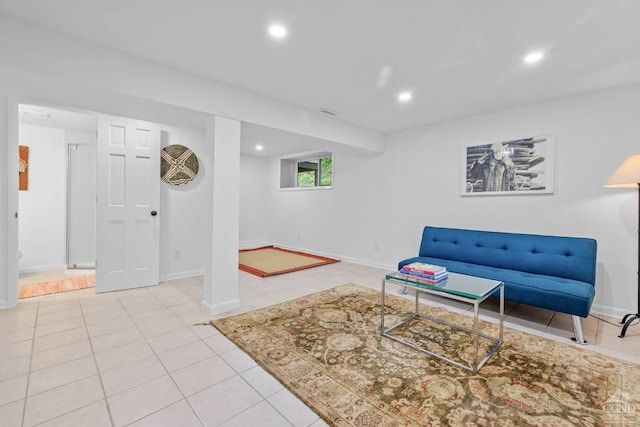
[19,145,29,191]
[461,134,555,196]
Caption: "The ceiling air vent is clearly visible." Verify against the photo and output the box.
[20,109,50,119]
[318,108,339,117]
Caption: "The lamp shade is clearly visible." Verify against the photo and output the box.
[604,155,640,188]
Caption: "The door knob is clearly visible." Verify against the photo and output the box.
[151,210,158,216]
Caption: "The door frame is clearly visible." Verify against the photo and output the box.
[4,99,165,305]
[2,96,19,308]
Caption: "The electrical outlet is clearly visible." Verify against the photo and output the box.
[374,242,379,251]
[174,249,182,259]
[297,233,301,239]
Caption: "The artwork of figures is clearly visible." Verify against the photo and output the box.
[19,145,29,191]
[462,134,555,195]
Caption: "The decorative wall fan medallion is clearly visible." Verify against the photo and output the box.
[160,144,199,185]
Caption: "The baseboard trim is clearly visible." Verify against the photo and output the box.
[201,298,240,316]
[273,243,396,272]
[160,269,204,282]
[19,264,67,274]
[239,241,271,250]
[339,256,396,272]
[590,303,634,320]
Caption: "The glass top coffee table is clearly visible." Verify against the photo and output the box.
[381,271,504,373]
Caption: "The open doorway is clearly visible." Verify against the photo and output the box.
[18,104,97,299]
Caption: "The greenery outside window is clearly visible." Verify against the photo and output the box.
[280,152,333,189]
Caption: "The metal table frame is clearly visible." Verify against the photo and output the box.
[381,273,504,374]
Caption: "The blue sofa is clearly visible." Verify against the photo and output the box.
[399,226,598,344]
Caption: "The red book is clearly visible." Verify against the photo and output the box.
[401,262,447,276]
[399,271,448,285]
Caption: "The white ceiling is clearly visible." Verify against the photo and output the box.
[3,1,640,137]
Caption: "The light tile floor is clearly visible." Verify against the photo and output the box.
[1,262,639,426]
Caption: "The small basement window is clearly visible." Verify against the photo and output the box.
[280,152,333,189]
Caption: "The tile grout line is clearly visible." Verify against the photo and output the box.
[114,286,205,426]
[149,286,229,427]
[26,294,116,426]
[20,298,40,427]
[132,282,296,426]
[80,295,117,427]
[138,308,206,427]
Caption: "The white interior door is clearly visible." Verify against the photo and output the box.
[96,114,160,292]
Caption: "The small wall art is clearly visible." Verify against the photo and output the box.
[19,145,29,191]
[160,144,199,185]
[461,134,555,196]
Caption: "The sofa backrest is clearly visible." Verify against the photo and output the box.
[419,226,597,285]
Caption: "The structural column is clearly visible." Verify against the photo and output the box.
[202,115,241,315]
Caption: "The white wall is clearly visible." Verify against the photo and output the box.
[18,124,67,271]
[268,83,640,317]
[239,155,272,247]
[16,121,208,281]
[159,125,208,281]
[0,80,218,307]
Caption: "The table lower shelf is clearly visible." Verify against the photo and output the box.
[381,275,504,374]
[382,312,502,373]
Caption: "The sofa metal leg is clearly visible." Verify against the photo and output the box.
[571,315,588,345]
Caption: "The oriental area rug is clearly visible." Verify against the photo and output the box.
[211,284,640,426]
[239,246,340,277]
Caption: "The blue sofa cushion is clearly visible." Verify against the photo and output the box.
[398,256,595,317]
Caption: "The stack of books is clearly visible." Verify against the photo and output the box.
[399,262,448,285]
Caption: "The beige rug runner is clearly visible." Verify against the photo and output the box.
[211,284,640,426]
[239,246,340,277]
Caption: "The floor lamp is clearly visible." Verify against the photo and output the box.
[604,154,640,338]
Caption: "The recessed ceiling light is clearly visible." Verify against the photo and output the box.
[268,24,287,39]
[524,51,544,64]
[397,91,413,102]
[255,145,264,151]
